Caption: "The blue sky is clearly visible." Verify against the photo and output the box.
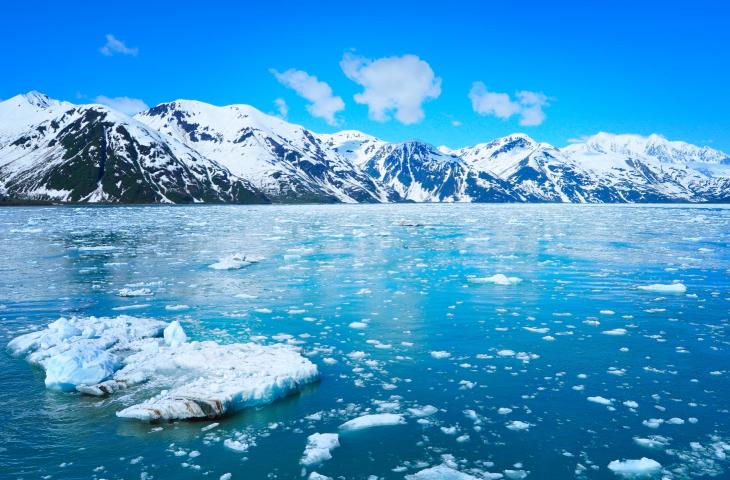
[2,1,729,151]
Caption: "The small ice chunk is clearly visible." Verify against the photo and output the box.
[430,351,451,359]
[163,321,188,347]
[587,396,613,406]
[607,457,661,477]
[300,433,339,466]
[208,254,261,270]
[637,283,686,294]
[406,465,480,479]
[602,328,627,336]
[506,420,532,431]
[408,405,438,417]
[469,274,522,286]
[117,288,153,297]
[339,413,405,431]
[308,473,332,480]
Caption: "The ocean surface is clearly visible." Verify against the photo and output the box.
[1,204,729,480]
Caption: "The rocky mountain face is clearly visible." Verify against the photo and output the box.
[0,92,267,204]
[1,91,728,204]
[135,101,398,203]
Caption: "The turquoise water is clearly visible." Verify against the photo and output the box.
[1,204,729,480]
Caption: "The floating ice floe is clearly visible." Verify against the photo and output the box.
[637,283,687,294]
[208,254,262,270]
[9,316,319,422]
[339,413,406,431]
[300,433,340,466]
[408,405,438,417]
[468,274,522,286]
[506,420,532,431]
[430,350,451,359]
[117,288,154,297]
[587,396,613,406]
[406,464,480,479]
[607,457,662,477]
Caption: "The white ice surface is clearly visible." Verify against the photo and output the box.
[164,321,188,347]
[339,413,406,431]
[607,457,662,477]
[406,465,480,479]
[300,433,340,466]
[469,274,522,285]
[9,316,319,422]
[637,283,687,293]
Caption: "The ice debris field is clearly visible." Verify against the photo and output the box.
[1,204,729,479]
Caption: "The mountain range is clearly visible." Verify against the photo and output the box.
[1,91,728,204]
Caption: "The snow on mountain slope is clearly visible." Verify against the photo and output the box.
[318,130,386,167]
[362,141,517,202]
[0,93,267,204]
[561,133,730,202]
[0,91,73,144]
[136,102,398,203]
[1,92,728,204]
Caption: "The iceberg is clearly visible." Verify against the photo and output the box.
[607,457,662,477]
[339,413,406,431]
[637,283,687,294]
[9,316,319,422]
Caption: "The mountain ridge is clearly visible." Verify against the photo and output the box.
[1,91,728,204]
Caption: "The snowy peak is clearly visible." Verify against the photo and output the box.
[566,132,730,166]
[136,100,396,203]
[1,91,728,204]
[2,90,62,110]
[318,129,385,167]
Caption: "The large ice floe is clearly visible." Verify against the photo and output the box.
[8,315,319,421]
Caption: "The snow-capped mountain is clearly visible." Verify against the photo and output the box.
[135,102,398,203]
[447,133,730,203]
[1,91,728,204]
[0,92,267,204]
[318,130,386,167]
[560,133,730,202]
[362,141,517,202]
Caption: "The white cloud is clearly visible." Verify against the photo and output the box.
[271,68,344,125]
[469,81,550,126]
[100,34,138,57]
[94,96,149,115]
[274,98,288,118]
[340,53,441,125]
